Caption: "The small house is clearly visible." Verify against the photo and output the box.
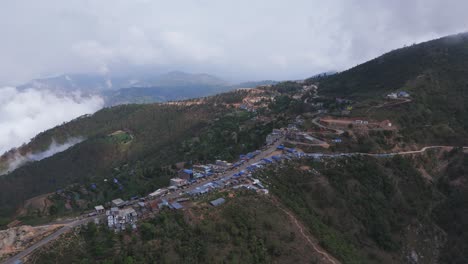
[272,155,282,162]
[398,91,410,98]
[170,178,187,187]
[171,202,183,210]
[210,198,226,207]
[148,188,168,199]
[178,169,193,180]
[94,205,105,214]
[112,198,125,208]
[215,160,229,167]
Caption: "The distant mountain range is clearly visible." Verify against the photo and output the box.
[18,71,278,106]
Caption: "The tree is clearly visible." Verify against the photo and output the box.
[49,205,58,215]
[140,222,156,241]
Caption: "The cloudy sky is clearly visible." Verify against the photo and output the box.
[1,0,467,85]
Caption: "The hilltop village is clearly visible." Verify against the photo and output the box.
[63,82,409,233]
[1,79,421,264]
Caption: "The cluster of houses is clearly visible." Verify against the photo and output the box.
[91,198,138,232]
[292,84,318,100]
[103,146,266,204]
[86,125,290,232]
[187,178,232,196]
[246,145,305,173]
[387,91,410,99]
[239,95,272,112]
[89,141,314,233]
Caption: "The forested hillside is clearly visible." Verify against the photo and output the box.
[0,89,285,224]
[308,33,468,144]
[0,103,213,220]
[256,148,467,263]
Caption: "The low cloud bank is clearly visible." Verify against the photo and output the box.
[0,87,103,155]
[4,137,85,174]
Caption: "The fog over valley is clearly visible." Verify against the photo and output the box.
[0,87,103,155]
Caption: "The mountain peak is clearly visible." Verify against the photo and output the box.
[154,71,228,87]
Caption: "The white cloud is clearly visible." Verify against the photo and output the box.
[0,87,103,154]
[0,0,467,84]
[3,137,85,174]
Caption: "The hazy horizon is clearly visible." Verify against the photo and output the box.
[1,0,467,86]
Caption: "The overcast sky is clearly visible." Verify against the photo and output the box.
[1,0,467,85]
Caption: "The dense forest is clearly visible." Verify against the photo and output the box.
[256,148,467,263]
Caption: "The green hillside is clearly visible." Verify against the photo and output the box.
[0,90,283,222]
[256,148,467,263]
[307,33,468,144]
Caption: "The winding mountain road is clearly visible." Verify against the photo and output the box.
[365,98,412,114]
[312,117,344,135]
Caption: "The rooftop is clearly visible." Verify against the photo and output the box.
[210,198,226,207]
[112,198,125,205]
[171,202,183,210]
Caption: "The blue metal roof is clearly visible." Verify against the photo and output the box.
[210,198,226,207]
[171,202,183,210]
[272,155,282,161]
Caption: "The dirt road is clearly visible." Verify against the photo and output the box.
[2,217,95,264]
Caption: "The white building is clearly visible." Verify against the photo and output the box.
[107,207,138,230]
[111,198,125,207]
[94,205,105,214]
[170,178,187,187]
